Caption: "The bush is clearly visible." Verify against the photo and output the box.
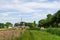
[27,28,40,30]
[45,28,60,36]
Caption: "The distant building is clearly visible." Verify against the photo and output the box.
[8,25,13,28]
[41,27,44,29]
[20,22,25,28]
[20,22,29,28]
[13,16,30,28]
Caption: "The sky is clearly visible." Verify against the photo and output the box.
[0,0,60,24]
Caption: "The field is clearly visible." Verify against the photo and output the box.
[0,28,24,40]
[0,28,60,40]
[17,30,60,40]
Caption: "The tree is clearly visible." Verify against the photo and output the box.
[38,10,60,28]
[14,23,20,26]
[0,23,5,28]
[54,10,60,27]
[33,21,36,27]
[5,22,13,28]
[54,10,60,19]
[46,14,53,27]
[25,22,35,28]
[38,14,53,28]
[38,19,47,28]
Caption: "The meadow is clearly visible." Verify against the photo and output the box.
[17,29,60,40]
[0,28,60,40]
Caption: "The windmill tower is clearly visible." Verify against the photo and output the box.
[21,17,22,22]
[20,17,25,28]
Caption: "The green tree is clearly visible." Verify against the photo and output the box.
[14,23,20,26]
[0,23,5,28]
[54,10,60,27]
[5,22,13,28]
[25,22,35,28]
[38,14,53,28]
[38,19,47,28]
[38,10,60,28]
[46,14,53,27]
[33,21,36,27]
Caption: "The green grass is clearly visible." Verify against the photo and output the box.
[45,28,60,36]
[0,28,22,31]
[17,30,60,40]
[1,28,60,40]
[27,28,40,30]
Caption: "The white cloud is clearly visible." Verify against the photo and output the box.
[1,13,9,16]
[15,4,35,13]
[22,2,60,9]
[0,0,60,23]
[12,0,22,4]
[0,1,60,14]
[0,12,17,17]
[12,0,25,2]
[13,0,19,3]
[0,4,15,9]
[37,0,48,2]
[0,4,35,13]
[32,13,47,19]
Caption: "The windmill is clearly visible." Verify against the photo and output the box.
[20,17,25,28]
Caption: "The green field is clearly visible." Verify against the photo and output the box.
[0,28,60,40]
[17,29,60,40]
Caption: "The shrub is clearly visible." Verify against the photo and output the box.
[45,28,60,36]
[27,28,40,30]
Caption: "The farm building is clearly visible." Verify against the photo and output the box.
[14,22,29,28]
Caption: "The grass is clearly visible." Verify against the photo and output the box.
[17,30,60,40]
[0,28,60,40]
[45,28,60,36]
[0,28,22,31]
[27,28,40,30]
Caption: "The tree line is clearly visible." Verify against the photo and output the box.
[0,10,60,28]
[38,10,60,28]
[0,21,37,28]
[0,22,12,28]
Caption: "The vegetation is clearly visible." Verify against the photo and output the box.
[5,22,13,28]
[38,10,60,28]
[0,28,22,40]
[0,28,60,40]
[14,23,20,26]
[0,22,13,28]
[45,28,60,36]
[17,30,60,40]
[27,28,40,30]
[0,10,60,40]
[0,23,5,28]
[0,10,60,28]
[25,21,37,28]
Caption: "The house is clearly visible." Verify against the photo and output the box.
[41,27,44,29]
[19,22,25,28]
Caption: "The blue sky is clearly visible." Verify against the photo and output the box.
[0,0,60,24]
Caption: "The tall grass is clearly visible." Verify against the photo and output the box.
[0,28,22,40]
[45,28,60,36]
[17,30,60,40]
[27,28,40,30]
[1,28,60,40]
